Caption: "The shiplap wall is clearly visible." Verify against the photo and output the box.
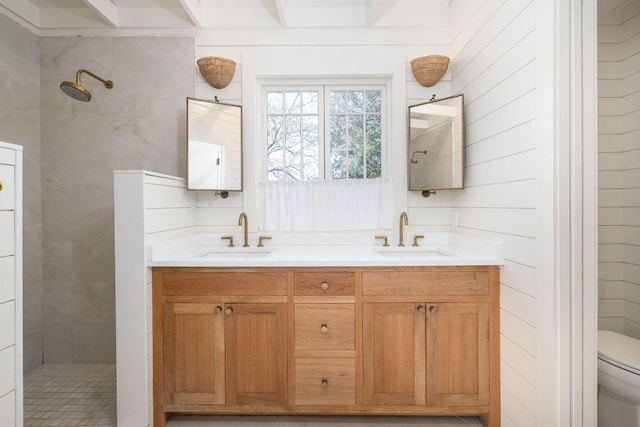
[621,2,640,339]
[598,1,640,339]
[114,170,197,426]
[449,0,537,426]
[599,6,626,333]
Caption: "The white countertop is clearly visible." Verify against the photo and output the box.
[147,232,503,267]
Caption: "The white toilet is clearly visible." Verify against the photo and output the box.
[598,330,640,426]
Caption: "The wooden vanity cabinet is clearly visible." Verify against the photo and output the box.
[362,301,489,407]
[153,266,499,427]
[293,271,357,408]
[153,269,289,427]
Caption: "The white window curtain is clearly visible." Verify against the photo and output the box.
[258,179,393,231]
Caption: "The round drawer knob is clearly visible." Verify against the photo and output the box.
[320,324,328,333]
[321,282,329,290]
[214,306,222,314]
[225,307,234,315]
[417,305,426,314]
[321,379,328,388]
[429,305,438,314]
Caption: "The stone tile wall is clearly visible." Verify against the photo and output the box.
[38,36,194,363]
[0,14,43,372]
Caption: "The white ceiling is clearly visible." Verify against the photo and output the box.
[2,0,636,36]
[0,0,453,35]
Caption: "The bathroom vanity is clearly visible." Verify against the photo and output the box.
[152,261,500,426]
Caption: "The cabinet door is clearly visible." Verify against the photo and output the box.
[426,302,489,406]
[164,302,225,405]
[225,303,288,406]
[363,303,426,406]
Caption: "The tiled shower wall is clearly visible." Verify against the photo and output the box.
[0,14,43,372]
[598,2,640,339]
[39,36,194,363]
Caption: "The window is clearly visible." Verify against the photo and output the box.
[265,85,385,181]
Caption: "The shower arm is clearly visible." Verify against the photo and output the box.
[76,69,114,89]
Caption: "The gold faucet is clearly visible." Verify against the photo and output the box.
[399,212,408,247]
[238,212,249,247]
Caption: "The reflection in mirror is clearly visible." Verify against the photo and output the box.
[408,94,464,192]
[187,97,242,191]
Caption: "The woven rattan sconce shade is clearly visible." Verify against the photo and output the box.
[197,56,236,89]
[410,55,450,87]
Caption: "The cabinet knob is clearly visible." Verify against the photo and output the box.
[320,324,328,333]
[429,305,438,314]
[225,307,234,315]
[214,306,222,314]
[321,282,329,290]
[417,305,426,314]
[0,180,3,192]
[321,379,328,388]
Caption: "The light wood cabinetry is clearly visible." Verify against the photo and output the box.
[153,266,499,427]
[293,271,357,408]
[363,302,489,407]
[153,269,289,427]
[163,302,225,406]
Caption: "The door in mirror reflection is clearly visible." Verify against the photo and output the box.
[408,94,464,191]
[187,97,242,191]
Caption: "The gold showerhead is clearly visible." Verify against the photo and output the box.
[60,69,114,102]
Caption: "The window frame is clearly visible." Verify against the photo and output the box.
[261,79,388,182]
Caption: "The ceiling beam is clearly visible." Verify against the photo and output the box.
[177,0,202,27]
[275,0,287,26]
[82,0,118,27]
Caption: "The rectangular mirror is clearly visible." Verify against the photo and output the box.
[187,97,242,191]
[408,94,464,191]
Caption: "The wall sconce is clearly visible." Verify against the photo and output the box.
[410,55,450,87]
[197,56,236,89]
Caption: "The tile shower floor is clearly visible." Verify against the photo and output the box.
[23,364,482,427]
[24,364,116,426]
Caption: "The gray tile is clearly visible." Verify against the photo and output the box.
[42,324,73,363]
[24,364,116,427]
[72,324,116,364]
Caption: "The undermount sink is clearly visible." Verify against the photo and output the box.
[375,247,452,257]
[202,248,273,257]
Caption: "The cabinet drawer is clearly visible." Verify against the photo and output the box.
[0,301,15,350]
[295,358,355,406]
[0,148,16,166]
[160,270,287,296]
[295,304,355,350]
[0,345,15,397]
[0,256,15,304]
[363,270,489,296]
[0,164,15,210]
[0,212,15,258]
[294,272,355,296]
